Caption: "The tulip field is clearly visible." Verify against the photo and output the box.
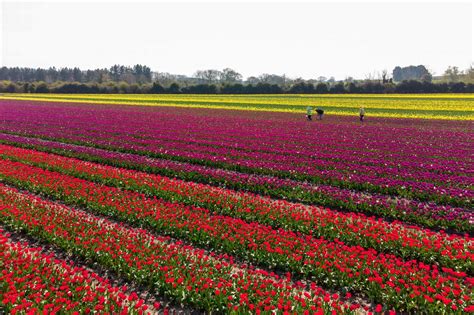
[0,97,472,314]
[1,93,474,119]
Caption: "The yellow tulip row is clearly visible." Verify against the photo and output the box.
[1,93,473,120]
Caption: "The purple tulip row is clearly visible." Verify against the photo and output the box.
[0,100,472,206]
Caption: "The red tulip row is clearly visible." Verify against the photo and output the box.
[0,143,471,273]
[0,158,472,312]
[0,227,158,314]
[0,184,352,314]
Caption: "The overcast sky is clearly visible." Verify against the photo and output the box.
[1,0,473,80]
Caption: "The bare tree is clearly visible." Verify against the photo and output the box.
[219,68,242,83]
[258,73,286,85]
[465,64,474,83]
[194,69,221,84]
[443,66,461,82]
[365,72,376,81]
[246,76,259,85]
[381,69,388,84]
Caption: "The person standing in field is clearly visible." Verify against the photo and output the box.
[306,106,313,121]
[359,107,365,122]
[316,107,324,120]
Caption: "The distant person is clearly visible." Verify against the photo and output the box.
[306,106,313,121]
[359,107,365,122]
[316,107,324,120]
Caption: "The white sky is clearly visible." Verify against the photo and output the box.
[1,0,473,80]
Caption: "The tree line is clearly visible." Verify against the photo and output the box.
[0,65,152,84]
[1,80,472,94]
[0,64,473,94]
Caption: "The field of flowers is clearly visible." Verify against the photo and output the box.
[1,93,474,119]
[0,98,472,314]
